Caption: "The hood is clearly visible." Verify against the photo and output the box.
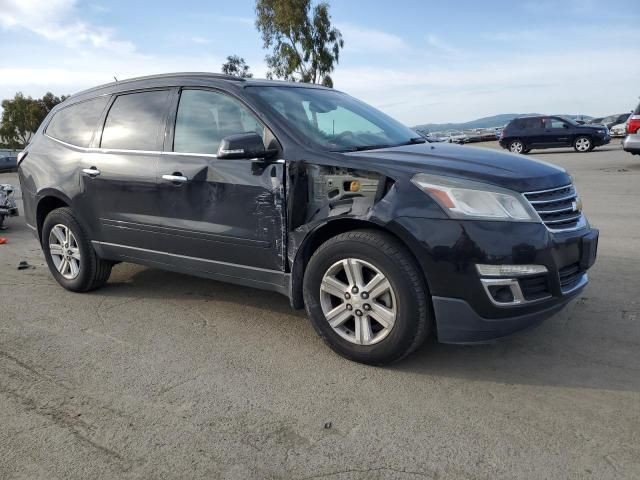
[345,142,570,192]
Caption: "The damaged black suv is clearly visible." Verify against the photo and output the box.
[19,73,598,365]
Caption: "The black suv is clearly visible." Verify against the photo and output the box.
[18,73,599,365]
[499,115,610,154]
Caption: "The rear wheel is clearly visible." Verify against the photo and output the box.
[509,140,525,154]
[303,230,430,365]
[42,207,112,292]
[574,136,592,152]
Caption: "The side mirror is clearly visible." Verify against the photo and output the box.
[217,132,268,160]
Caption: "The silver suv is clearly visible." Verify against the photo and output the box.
[622,101,640,155]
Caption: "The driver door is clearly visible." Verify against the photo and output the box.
[154,88,286,274]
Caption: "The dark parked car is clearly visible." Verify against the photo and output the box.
[597,113,631,130]
[499,115,610,154]
[0,156,18,173]
[18,73,598,364]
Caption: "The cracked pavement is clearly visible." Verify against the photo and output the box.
[1,143,639,479]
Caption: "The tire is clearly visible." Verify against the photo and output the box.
[303,229,430,365]
[574,136,592,153]
[509,140,525,154]
[42,207,112,292]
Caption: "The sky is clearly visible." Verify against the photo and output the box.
[0,0,639,125]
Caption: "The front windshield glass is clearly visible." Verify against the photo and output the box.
[246,86,422,152]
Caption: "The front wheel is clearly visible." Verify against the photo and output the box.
[42,207,112,292]
[574,136,592,152]
[303,230,430,365]
[509,140,525,154]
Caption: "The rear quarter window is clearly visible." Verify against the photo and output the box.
[635,103,640,115]
[46,97,109,147]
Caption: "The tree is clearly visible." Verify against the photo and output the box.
[221,55,254,78]
[0,92,67,148]
[255,0,344,87]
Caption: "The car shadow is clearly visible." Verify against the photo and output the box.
[98,265,640,394]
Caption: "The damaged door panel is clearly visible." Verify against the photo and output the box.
[153,153,287,272]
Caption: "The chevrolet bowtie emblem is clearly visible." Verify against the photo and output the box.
[572,198,583,212]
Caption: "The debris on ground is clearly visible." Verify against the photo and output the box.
[17,261,34,270]
[0,183,19,230]
[0,238,7,245]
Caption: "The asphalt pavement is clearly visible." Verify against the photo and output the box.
[1,141,638,479]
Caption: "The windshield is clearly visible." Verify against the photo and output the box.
[246,86,422,152]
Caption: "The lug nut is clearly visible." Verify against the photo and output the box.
[355,309,363,316]
[351,286,359,294]
[361,291,369,299]
[363,304,371,311]
[346,304,353,311]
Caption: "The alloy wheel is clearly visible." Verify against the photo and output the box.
[319,258,397,346]
[48,224,81,280]
[575,137,591,152]
[510,141,524,154]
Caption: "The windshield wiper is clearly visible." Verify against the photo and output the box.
[334,144,393,152]
[402,137,427,145]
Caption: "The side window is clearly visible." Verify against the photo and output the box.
[46,97,108,147]
[523,118,542,129]
[101,90,170,151]
[545,118,566,129]
[173,90,265,155]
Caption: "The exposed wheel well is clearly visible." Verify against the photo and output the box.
[289,219,429,310]
[36,196,69,239]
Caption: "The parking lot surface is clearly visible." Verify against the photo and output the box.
[1,142,639,479]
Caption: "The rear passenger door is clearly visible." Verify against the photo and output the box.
[82,89,172,249]
[154,88,286,274]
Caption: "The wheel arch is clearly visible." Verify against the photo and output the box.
[289,218,431,310]
[36,190,72,240]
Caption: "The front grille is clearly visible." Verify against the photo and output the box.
[518,274,550,301]
[523,184,583,231]
[559,262,583,290]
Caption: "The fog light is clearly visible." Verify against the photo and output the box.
[476,264,547,277]
[488,285,515,303]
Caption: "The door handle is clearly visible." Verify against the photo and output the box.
[82,167,101,177]
[162,174,188,183]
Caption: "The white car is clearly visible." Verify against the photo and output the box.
[443,130,468,144]
[610,123,627,137]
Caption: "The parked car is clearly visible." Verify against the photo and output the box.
[443,130,468,144]
[593,113,629,130]
[610,123,627,138]
[499,115,610,154]
[623,101,640,156]
[0,156,18,173]
[18,73,599,365]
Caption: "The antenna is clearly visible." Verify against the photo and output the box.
[113,76,118,82]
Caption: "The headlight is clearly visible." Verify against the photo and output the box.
[597,129,605,134]
[410,173,539,222]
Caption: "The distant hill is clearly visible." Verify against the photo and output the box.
[413,113,593,132]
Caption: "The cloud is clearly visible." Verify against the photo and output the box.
[0,0,134,54]
[333,48,640,125]
[425,34,461,56]
[337,23,407,53]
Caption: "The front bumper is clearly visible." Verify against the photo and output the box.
[390,217,598,343]
[623,134,640,153]
[594,134,610,146]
